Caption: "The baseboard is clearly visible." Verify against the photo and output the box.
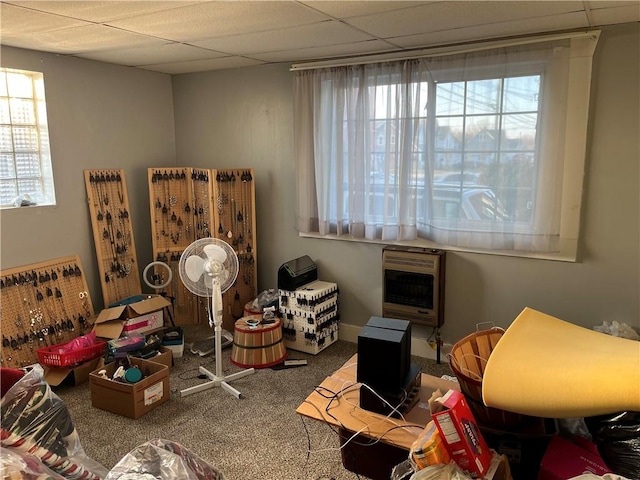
[339,323,452,363]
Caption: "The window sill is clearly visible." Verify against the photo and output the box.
[1,203,57,211]
[298,232,578,263]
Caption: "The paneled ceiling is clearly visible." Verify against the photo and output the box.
[1,1,638,75]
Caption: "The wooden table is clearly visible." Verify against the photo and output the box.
[296,354,459,479]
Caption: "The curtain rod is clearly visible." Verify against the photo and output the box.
[290,29,600,71]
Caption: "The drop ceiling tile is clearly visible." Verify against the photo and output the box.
[345,1,586,39]
[139,56,265,75]
[78,43,225,66]
[2,1,199,23]
[300,1,429,19]
[388,11,590,49]
[587,1,640,9]
[251,39,398,63]
[191,20,376,55]
[0,3,88,37]
[589,4,640,23]
[107,1,331,42]
[8,24,166,54]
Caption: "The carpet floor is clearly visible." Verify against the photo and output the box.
[55,326,452,480]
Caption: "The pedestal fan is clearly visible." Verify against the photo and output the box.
[178,238,255,398]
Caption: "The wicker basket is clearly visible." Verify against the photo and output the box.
[449,327,535,429]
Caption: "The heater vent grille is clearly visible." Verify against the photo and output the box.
[382,246,446,328]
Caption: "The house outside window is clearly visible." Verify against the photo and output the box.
[0,67,55,208]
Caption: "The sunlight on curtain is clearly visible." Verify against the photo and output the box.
[293,34,599,257]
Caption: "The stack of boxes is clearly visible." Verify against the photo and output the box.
[279,280,339,354]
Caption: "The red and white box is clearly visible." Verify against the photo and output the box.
[431,389,493,478]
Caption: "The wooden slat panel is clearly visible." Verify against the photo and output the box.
[475,333,492,375]
[147,168,257,330]
[84,169,141,306]
[458,339,481,381]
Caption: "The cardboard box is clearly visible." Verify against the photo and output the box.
[432,389,493,478]
[89,357,169,419]
[538,435,611,480]
[127,344,174,369]
[44,357,101,387]
[150,345,173,368]
[484,453,513,480]
[411,420,451,469]
[93,295,170,339]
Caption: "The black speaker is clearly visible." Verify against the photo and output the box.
[357,317,411,392]
[359,363,422,417]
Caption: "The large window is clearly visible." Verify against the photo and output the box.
[293,31,599,260]
[0,68,55,208]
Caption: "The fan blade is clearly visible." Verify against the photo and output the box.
[185,255,206,283]
[204,243,227,263]
[204,275,214,290]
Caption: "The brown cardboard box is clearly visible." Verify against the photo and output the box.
[485,453,513,480]
[124,332,173,368]
[89,357,169,419]
[150,345,173,369]
[93,295,170,340]
[44,357,102,387]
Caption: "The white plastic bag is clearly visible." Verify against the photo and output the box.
[593,321,640,340]
[105,438,225,480]
[0,364,109,480]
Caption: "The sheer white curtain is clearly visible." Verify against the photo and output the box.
[293,33,598,256]
[295,62,427,241]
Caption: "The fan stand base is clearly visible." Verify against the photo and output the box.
[189,330,234,357]
[180,366,255,398]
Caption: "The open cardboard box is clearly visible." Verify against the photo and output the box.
[44,357,102,387]
[93,295,170,340]
[144,345,173,369]
[484,453,512,480]
[89,357,169,419]
[122,343,174,369]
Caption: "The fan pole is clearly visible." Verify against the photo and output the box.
[180,279,255,398]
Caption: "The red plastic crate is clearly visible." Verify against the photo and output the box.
[37,341,106,367]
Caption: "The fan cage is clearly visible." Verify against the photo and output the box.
[178,238,239,298]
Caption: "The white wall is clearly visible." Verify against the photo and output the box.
[1,24,637,349]
[172,23,639,346]
[0,47,176,307]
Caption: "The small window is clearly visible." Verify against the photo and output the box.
[0,67,55,208]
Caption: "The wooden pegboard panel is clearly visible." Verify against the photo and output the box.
[148,168,214,325]
[147,167,257,331]
[150,248,204,327]
[192,168,214,240]
[212,169,257,331]
[84,169,142,306]
[148,168,194,250]
[0,255,95,368]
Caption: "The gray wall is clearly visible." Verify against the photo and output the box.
[1,23,637,346]
[0,47,176,308]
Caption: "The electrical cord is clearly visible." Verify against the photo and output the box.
[299,381,428,480]
[303,382,425,453]
[299,415,362,480]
